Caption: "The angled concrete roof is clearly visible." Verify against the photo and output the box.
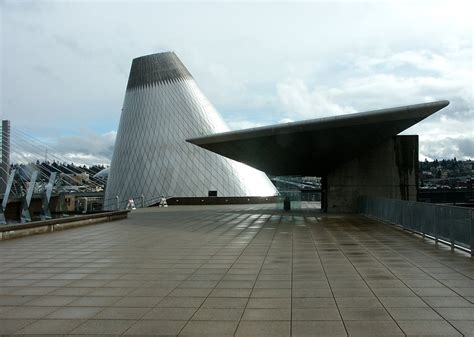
[187,100,449,176]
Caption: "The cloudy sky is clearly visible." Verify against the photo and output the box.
[1,0,473,165]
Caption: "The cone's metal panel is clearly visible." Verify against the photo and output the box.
[105,52,276,209]
[126,52,193,91]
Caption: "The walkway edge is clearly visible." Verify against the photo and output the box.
[0,210,129,241]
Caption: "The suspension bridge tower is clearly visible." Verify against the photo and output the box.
[1,120,10,195]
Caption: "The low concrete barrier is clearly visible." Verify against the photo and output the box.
[0,210,129,241]
[163,196,277,206]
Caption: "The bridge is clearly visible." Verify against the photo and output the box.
[0,121,111,224]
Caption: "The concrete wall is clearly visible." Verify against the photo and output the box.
[326,135,418,213]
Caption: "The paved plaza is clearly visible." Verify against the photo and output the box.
[0,204,473,336]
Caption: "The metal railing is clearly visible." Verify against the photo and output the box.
[359,196,474,255]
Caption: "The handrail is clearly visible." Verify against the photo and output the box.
[359,196,474,255]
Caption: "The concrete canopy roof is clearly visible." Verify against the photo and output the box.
[187,101,449,176]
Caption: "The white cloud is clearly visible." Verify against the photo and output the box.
[1,1,472,161]
[11,130,116,166]
[228,120,264,131]
[420,136,474,160]
[275,47,473,159]
[276,79,356,119]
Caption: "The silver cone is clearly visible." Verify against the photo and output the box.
[104,52,276,209]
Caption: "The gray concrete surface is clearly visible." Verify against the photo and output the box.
[327,136,418,213]
[0,204,473,336]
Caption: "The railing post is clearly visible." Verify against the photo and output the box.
[82,197,88,214]
[40,171,56,220]
[434,207,438,246]
[116,195,119,211]
[20,171,38,223]
[449,207,454,252]
[470,209,474,256]
[0,168,16,225]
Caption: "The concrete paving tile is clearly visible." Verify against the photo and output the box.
[449,320,474,337]
[256,274,289,281]
[0,319,35,334]
[335,297,382,308]
[0,287,21,295]
[251,288,291,298]
[340,307,392,320]
[50,287,94,296]
[292,297,337,308]
[246,298,291,308]
[16,319,84,334]
[387,307,442,320]
[423,296,473,307]
[292,308,341,320]
[292,320,347,337]
[254,281,291,288]
[168,287,212,297]
[87,287,134,297]
[124,320,186,335]
[180,320,239,336]
[210,288,252,298]
[201,297,248,309]
[411,287,459,297]
[398,320,462,336]
[0,306,58,318]
[217,280,255,288]
[222,274,258,281]
[112,296,162,307]
[404,279,444,288]
[70,319,135,334]
[292,280,329,288]
[0,295,35,306]
[378,296,428,307]
[345,320,404,336]
[142,307,197,320]
[128,287,174,297]
[179,280,219,288]
[32,279,74,287]
[235,320,290,337]
[332,287,374,297]
[242,308,290,320]
[192,308,243,321]
[292,288,333,297]
[454,288,474,297]
[371,287,415,297]
[436,307,474,320]
[93,307,149,320]
[11,287,57,296]
[365,280,406,288]
[68,296,121,307]
[68,279,110,288]
[157,296,206,307]
[26,295,77,306]
[47,307,104,319]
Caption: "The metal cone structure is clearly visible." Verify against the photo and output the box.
[105,52,276,209]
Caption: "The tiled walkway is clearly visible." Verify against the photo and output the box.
[0,204,473,336]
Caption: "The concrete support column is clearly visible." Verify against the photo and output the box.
[326,135,418,213]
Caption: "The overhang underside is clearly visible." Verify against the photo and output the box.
[186,101,449,176]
